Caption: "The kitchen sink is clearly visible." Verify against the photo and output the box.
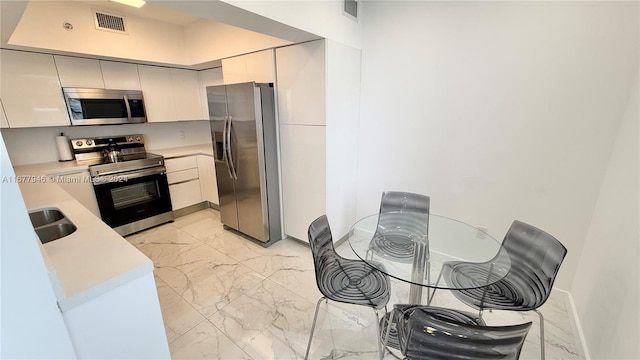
[29,208,65,228]
[28,208,77,243]
[35,223,78,243]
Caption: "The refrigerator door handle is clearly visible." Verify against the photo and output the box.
[222,116,234,179]
[226,115,238,180]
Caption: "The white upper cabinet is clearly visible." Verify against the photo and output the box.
[275,41,326,126]
[222,49,274,85]
[0,99,9,128]
[139,65,204,122]
[55,56,141,91]
[198,67,224,119]
[221,56,246,85]
[138,65,176,122]
[245,50,275,83]
[100,61,141,90]
[171,68,202,121]
[0,50,70,128]
[55,56,105,88]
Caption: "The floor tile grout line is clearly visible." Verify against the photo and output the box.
[167,317,208,347]
[204,318,256,360]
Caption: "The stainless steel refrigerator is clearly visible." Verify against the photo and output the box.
[207,82,281,245]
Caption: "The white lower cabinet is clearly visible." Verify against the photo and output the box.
[62,272,169,359]
[165,156,202,210]
[279,125,327,242]
[54,171,101,218]
[197,154,218,204]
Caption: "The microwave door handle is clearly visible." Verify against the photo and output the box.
[222,116,234,179]
[123,95,132,121]
[226,115,238,180]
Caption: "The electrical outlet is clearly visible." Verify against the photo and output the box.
[179,130,185,140]
[476,226,488,239]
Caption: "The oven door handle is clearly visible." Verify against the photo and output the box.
[92,166,166,184]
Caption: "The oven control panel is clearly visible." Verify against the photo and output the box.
[71,134,144,150]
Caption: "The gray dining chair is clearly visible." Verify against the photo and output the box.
[306,215,391,360]
[429,220,567,360]
[367,191,430,263]
[391,304,532,360]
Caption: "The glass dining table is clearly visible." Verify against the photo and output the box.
[347,212,510,304]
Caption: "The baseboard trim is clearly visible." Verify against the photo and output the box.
[173,202,208,218]
[553,287,591,360]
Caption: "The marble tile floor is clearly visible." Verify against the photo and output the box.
[125,209,584,360]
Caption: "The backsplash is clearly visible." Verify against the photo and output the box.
[1,121,212,166]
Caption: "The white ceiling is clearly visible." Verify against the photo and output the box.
[73,0,201,26]
[1,0,306,67]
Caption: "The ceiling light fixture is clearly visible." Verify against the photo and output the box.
[110,0,146,8]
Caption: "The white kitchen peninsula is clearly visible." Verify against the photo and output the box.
[13,162,170,359]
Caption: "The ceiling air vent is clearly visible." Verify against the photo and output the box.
[343,0,359,22]
[93,10,128,34]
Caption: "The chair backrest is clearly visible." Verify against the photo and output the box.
[396,305,532,360]
[501,220,568,309]
[377,191,430,238]
[308,215,339,288]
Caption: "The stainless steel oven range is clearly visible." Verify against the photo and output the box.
[71,134,173,236]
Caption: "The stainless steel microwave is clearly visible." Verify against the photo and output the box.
[63,88,147,125]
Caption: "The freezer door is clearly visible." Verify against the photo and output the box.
[207,85,238,230]
[225,82,268,241]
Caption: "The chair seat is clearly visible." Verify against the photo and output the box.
[394,305,532,360]
[381,305,484,351]
[368,233,415,263]
[444,261,544,311]
[316,258,390,310]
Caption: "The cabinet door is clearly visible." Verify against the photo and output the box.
[55,56,105,88]
[279,124,326,242]
[197,154,218,204]
[56,171,101,217]
[275,41,326,126]
[198,68,223,119]
[138,65,176,122]
[169,180,202,210]
[245,49,275,83]
[221,56,246,85]
[100,61,141,90]
[1,50,70,128]
[0,99,9,128]
[171,69,203,121]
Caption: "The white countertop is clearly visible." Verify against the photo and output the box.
[14,163,153,311]
[150,144,213,158]
[12,144,214,310]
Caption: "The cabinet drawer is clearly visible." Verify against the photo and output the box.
[167,168,199,185]
[165,156,198,172]
[169,179,202,210]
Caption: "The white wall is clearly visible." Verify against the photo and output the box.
[185,19,290,65]
[221,0,363,50]
[161,0,361,49]
[0,134,77,358]
[357,1,639,290]
[570,69,639,359]
[325,40,361,239]
[1,120,212,166]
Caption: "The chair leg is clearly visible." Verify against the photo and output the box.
[534,309,546,360]
[427,268,443,305]
[372,308,384,360]
[305,297,327,360]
